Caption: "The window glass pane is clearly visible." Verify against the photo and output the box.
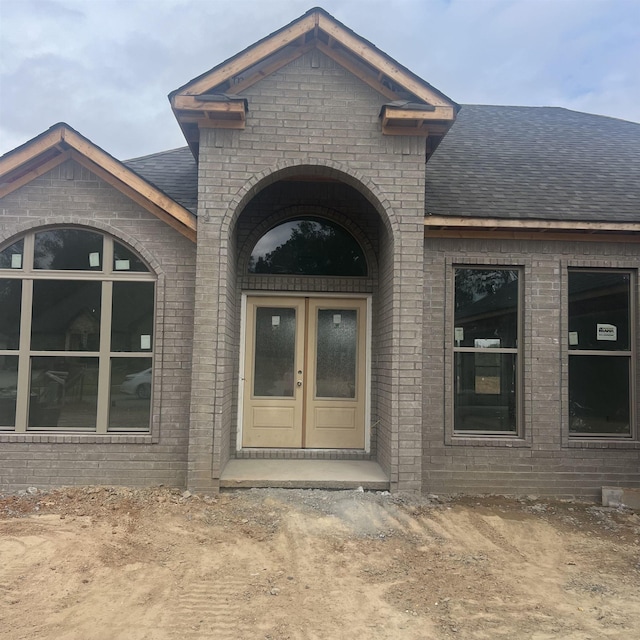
[0,279,22,349]
[31,280,101,351]
[109,358,152,431]
[569,271,630,351]
[113,242,149,273]
[454,269,519,348]
[316,309,357,398]
[253,307,296,397]
[111,282,154,352]
[0,239,24,269]
[569,355,630,435]
[249,218,367,276]
[0,355,18,427]
[454,352,517,432]
[34,229,103,270]
[28,356,98,430]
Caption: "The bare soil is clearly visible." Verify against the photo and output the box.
[1,486,639,640]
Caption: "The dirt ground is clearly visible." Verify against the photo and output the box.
[1,486,639,640]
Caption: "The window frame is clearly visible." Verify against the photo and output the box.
[0,228,156,434]
[451,265,524,438]
[567,268,636,439]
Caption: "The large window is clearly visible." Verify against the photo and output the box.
[453,268,520,434]
[0,229,155,433]
[568,270,633,437]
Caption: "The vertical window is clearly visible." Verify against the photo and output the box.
[0,229,155,434]
[568,270,633,437]
[453,268,520,434]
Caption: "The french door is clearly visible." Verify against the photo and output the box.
[242,296,367,448]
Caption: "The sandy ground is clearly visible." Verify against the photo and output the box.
[1,486,639,640]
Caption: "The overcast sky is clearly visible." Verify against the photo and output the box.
[1,0,639,160]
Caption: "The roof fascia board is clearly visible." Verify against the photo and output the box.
[1,124,197,241]
[174,13,317,98]
[425,215,640,234]
[316,13,455,108]
[69,150,196,242]
[0,150,71,199]
[426,229,640,244]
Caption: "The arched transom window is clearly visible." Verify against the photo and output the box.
[248,217,367,276]
[0,228,155,434]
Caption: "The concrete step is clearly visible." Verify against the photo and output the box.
[220,459,389,490]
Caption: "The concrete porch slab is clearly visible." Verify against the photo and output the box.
[220,459,389,490]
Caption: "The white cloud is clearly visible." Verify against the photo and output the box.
[1,0,638,159]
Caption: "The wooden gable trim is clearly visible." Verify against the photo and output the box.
[0,125,197,242]
[176,13,317,97]
[0,150,71,199]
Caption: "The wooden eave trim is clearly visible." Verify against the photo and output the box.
[177,13,317,97]
[69,150,196,242]
[425,228,640,244]
[424,215,640,234]
[382,106,455,121]
[0,150,71,199]
[0,128,66,176]
[317,13,453,108]
[61,129,196,234]
[172,96,247,117]
[315,41,397,101]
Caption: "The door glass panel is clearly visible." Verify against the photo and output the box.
[253,307,296,397]
[28,356,98,430]
[315,309,357,398]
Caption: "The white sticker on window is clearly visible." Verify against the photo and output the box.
[89,252,100,267]
[115,259,130,271]
[140,335,151,350]
[11,253,22,268]
[569,331,579,346]
[474,338,501,348]
[597,324,617,341]
[454,327,464,343]
[333,314,342,326]
[271,315,280,327]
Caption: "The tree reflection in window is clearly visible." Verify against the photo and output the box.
[248,218,367,276]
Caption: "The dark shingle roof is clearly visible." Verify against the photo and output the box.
[124,147,197,214]
[426,105,640,222]
[123,106,640,224]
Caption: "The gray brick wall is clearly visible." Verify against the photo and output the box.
[0,159,196,491]
[189,50,426,492]
[423,236,640,498]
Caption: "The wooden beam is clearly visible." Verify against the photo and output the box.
[424,228,640,244]
[60,128,196,232]
[382,125,429,137]
[317,13,453,107]
[424,215,640,233]
[69,151,196,242]
[382,106,455,121]
[179,13,317,96]
[0,150,71,198]
[0,127,64,176]
[315,41,397,101]
[229,43,313,94]
[172,96,246,116]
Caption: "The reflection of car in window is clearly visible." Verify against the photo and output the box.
[120,368,152,399]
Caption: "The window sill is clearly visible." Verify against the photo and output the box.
[566,438,640,449]
[0,432,155,444]
[448,435,530,447]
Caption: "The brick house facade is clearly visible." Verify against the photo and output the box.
[1,9,638,497]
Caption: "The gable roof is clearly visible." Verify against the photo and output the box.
[0,123,197,241]
[425,106,640,234]
[169,7,458,155]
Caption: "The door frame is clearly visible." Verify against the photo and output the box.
[237,291,372,452]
